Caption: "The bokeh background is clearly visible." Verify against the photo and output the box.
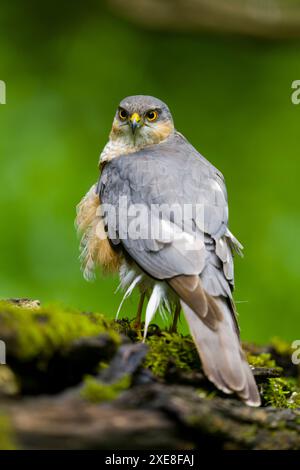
[0,0,299,343]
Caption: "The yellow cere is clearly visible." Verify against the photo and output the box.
[130,113,141,122]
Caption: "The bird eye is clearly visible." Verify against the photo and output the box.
[146,110,158,122]
[118,109,128,121]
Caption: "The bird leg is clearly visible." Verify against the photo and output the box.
[170,302,181,333]
[133,292,145,337]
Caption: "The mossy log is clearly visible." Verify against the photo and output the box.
[0,299,300,450]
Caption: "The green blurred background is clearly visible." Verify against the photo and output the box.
[0,1,299,343]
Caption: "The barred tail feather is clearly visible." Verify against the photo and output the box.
[181,296,261,407]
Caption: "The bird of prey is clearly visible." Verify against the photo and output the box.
[76,95,261,406]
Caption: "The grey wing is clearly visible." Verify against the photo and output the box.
[99,133,242,293]
[99,152,206,279]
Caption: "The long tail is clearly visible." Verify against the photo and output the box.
[169,275,261,407]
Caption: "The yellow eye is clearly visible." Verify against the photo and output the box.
[119,108,128,121]
[146,110,158,122]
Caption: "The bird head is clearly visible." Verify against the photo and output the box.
[110,95,174,148]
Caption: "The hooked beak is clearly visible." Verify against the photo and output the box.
[130,113,142,134]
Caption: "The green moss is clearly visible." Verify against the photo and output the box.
[247,352,277,368]
[80,374,131,403]
[271,337,293,356]
[0,301,120,362]
[144,332,200,378]
[113,318,140,340]
[0,414,17,450]
[196,388,217,400]
[262,377,300,409]
[0,366,20,396]
[253,346,300,409]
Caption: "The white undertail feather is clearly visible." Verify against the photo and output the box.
[116,263,171,329]
[115,273,143,320]
[158,297,172,323]
[115,266,138,294]
[143,283,165,340]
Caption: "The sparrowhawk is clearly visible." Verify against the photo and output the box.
[76,95,261,406]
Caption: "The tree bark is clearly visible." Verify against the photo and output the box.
[2,383,300,450]
[0,300,299,450]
